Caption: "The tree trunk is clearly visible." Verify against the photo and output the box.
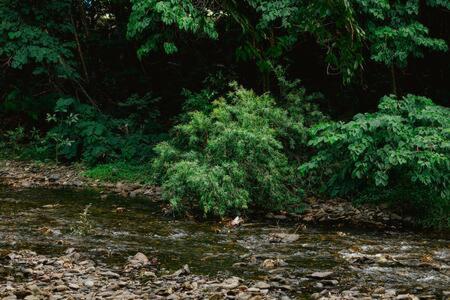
[70,11,89,83]
[391,64,398,96]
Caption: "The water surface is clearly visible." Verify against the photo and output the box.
[0,186,449,297]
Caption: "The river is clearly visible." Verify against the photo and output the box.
[0,186,449,299]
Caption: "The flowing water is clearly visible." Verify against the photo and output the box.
[0,185,449,297]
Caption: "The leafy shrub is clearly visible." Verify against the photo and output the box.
[44,96,165,165]
[152,83,322,216]
[0,126,48,160]
[2,126,25,156]
[301,94,450,226]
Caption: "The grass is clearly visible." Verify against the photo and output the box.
[82,161,154,184]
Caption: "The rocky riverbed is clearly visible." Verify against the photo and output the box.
[1,249,296,300]
[1,246,449,300]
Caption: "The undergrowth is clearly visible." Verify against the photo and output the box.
[83,162,153,184]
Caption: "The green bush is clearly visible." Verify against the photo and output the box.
[301,94,450,227]
[152,83,321,216]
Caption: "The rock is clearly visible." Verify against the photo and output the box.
[322,280,338,286]
[385,289,397,297]
[21,181,32,188]
[68,283,80,289]
[230,216,244,227]
[396,295,419,300]
[100,271,120,278]
[373,287,385,294]
[84,279,95,288]
[2,296,18,300]
[129,252,149,265]
[65,248,76,254]
[269,233,300,243]
[308,271,334,279]
[221,277,240,289]
[209,294,223,300]
[115,207,126,213]
[236,292,252,300]
[54,285,68,292]
[42,204,60,209]
[172,264,190,276]
[391,213,402,221]
[261,258,285,269]
[142,271,157,278]
[310,293,320,300]
[72,180,84,187]
[48,174,60,182]
[253,281,270,289]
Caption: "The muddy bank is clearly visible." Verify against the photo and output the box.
[0,160,418,229]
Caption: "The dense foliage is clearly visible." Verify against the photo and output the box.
[0,1,449,224]
[44,96,165,165]
[152,82,321,216]
[302,95,450,226]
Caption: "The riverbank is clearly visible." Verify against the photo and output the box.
[0,160,419,230]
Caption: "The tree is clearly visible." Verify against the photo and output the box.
[354,0,448,94]
[0,0,79,120]
[127,0,366,88]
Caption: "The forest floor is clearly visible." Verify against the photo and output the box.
[0,159,414,230]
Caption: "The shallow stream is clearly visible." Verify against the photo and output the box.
[0,186,449,298]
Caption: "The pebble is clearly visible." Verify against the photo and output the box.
[221,277,241,289]
[309,271,334,279]
[54,285,68,292]
[0,250,295,300]
[84,279,94,288]
[253,281,270,289]
[68,283,80,289]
